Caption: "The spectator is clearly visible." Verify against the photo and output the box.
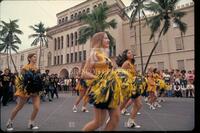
[180,70,187,97]
[186,70,194,84]
[173,82,182,97]
[186,80,194,98]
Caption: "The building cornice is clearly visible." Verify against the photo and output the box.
[47,3,128,36]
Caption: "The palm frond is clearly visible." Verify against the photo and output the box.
[28,34,39,39]
[149,15,161,40]
[173,18,187,34]
[31,38,39,46]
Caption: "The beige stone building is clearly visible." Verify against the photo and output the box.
[0,0,194,78]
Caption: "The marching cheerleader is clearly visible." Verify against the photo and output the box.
[6,53,42,131]
[147,68,157,110]
[72,62,89,113]
[82,32,122,131]
[116,49,142,128]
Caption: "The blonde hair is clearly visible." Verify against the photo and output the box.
[91,32,106,48]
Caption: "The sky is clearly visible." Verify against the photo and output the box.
[0,0,192,52]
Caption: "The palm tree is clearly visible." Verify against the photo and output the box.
[29,22,52,69]
[78,4,117,56]
[123,0,149,75]
[143,0,187,73]
[0,19,23,73]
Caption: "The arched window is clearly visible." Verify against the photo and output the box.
[87,8,90,13]
[82,9,86,14]
[62,18,64,23]
[75,13,78,18]
[71,14,74,20]
[59,19,61,24]
[93,5,97,9]
[78,11,82,17]
[65,16,68,22]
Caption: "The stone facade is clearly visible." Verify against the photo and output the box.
[0,0,194,78]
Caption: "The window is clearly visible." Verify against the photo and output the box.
[83,50,86,60]
[58,37,60,49]
[177,60,185,70]
[71,14,74,20]
[67,34,69,47]
[65,16,68,22]
[175,37,184,50]
[71,33,73,46]
[62,18,64,23]
[75,13,78,18]
[75,32,78,45]
[87,8,90,13]
[59,19,61,24]
[78,11,82,17]
[21,54,24,61]
[157,62,164,71]
[82,9,86,14]
[57,56,60,65]
[75,52,77,62]
[61,36,63,49]
[54,38,57,50]
[103,1,107,5]
[71,53,73,63]
[78,31,81,45]
[79,51,82,62]
[54,56,56,65]
[66,54,69,63]
[61,55,63,64]
[93,5,97,9]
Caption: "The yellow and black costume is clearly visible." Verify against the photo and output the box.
[132,74,148,97]
[147,76,156,93]
[115,68,135,98]
[15,64,42,98]
[153,73,168,93]
[76,79,89,92]
[84,50,123,109]
[125,61,143,99]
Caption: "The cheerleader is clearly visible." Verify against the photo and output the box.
[6,53,42,131]
[152,68,166,107]
[147,68,157,110]
[72,62,89,113]
[116,49,142,128]
[82,32,122,131]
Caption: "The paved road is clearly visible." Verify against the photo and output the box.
[1,92,195,131]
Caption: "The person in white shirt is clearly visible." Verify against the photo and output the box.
[186,80,194,98]
[173,82,182,97]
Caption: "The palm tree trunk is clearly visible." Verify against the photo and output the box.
[9,47,18,73]
[138,10,144,75]
[6,50,10,69]
[38,40,42,69]
[144,26,165,73]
